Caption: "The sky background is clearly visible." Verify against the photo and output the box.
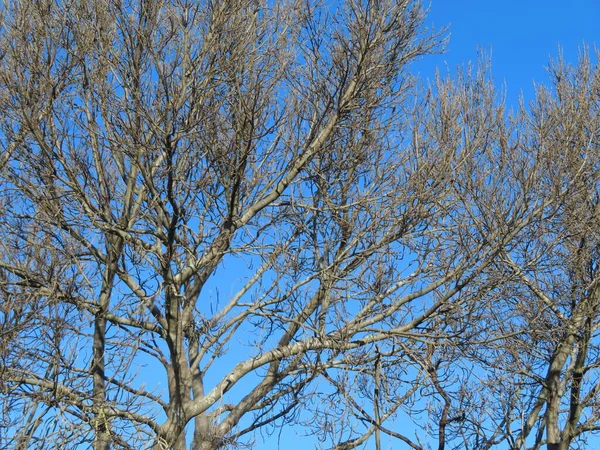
[414,0,600,107]
[4,1,598,449]
[278,1,600,449]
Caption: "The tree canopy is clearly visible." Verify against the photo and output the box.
[0,1,599,449]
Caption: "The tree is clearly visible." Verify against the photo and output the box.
[0,0,599,449]
[455,53,600,450]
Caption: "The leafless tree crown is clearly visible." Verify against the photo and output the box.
[0,1,599,449]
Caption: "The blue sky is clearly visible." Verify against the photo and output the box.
[4,1,598,449]
[414,0,600,107]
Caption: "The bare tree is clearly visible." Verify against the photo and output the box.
[1,0,598,449]
[449,52,600,450]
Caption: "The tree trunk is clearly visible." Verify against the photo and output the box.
[547,442,570,450]
[92,245,122,450]
[92,308,111,450]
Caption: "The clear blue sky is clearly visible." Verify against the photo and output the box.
[414,0,600,107]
